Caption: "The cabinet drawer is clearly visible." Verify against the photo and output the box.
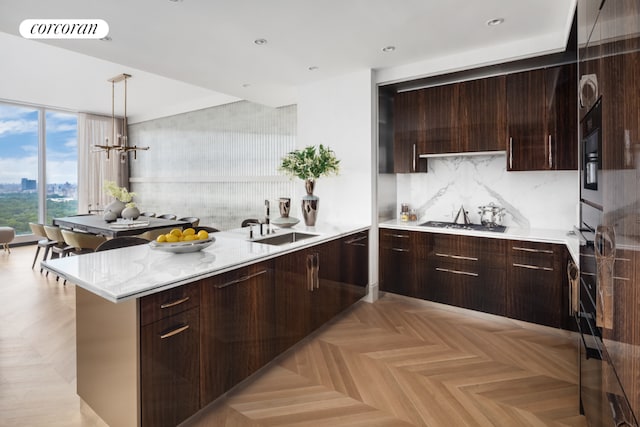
[380,230,411,251]
[432,233,505,266]
[509,242,557,271]
[140,282,200,326]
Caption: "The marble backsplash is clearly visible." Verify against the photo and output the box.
[395,154,579,231]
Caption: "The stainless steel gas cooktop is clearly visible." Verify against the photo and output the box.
[420,221,507,233]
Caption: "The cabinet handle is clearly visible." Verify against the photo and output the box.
[412,143,416,172]
[160,296,190,309]
[345,235,368,245]
[390,248,409,252]
[509,137,513,169]
[548,135,553,168]
[512,263,553,271]
[306,252,320,291]
[435,252,478,261]
[512,246,554,254]
[160,323,190,339]
[384,233,409,238]
[314,252,320,290]
[435,267,478,277]
[214,269,268,289]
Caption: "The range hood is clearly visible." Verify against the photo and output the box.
[418,150,506,159]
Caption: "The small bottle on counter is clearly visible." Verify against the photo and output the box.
[400,203,410,221]
[408,209,417,222]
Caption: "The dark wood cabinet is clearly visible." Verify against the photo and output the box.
[140,293,200,427]
[200,261,276,404]
[507,65,578,171]
[392,90,428,173]
[458,76,507,152]
[275,233,368,353]
[419,83,459,154]
[426,233,506,315]
[379,229,429,297]
[506,240,568,328]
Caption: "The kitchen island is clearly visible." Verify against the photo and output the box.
[42,224,370,427]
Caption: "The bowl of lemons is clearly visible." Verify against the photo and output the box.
[148,228,215,253]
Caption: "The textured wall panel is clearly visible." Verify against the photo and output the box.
[128,101,296,230]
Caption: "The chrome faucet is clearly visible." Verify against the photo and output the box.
[264,199,270,231]
[248,200,273,239]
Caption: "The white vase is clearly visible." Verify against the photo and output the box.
[121,206,140,220]
[105,199,126,217]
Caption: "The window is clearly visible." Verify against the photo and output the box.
[0,102,77,240]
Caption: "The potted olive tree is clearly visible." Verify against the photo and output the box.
[279,144,340,226]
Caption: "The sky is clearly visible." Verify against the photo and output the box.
[0,103,77,185]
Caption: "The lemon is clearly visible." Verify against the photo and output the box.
[183,234,197,241]
[197,230,209,240]
[156,234,167,243]
[166,234,179,243]
[170,228,182,238]
[183,228,196,236]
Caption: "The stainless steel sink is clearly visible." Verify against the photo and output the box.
[252,231,318,246]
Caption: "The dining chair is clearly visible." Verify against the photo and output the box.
[61,230,107,255]
[95,236,149,252]
[157,214,177,220]
[43,225,74,259]
[193,226,220,233]
[29,223,58,271]
[139,212,156,218]
[139,227,174,241]
[179,217,200,228]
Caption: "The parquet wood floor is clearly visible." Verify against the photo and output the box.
[1,245,587,426]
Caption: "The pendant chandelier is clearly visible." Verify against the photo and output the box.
[94,73,149,161]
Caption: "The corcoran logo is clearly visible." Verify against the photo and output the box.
[19,19,109,39]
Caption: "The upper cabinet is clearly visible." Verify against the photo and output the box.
[419,82,459,154]
[458,76,508,153]
[506,64,577,171]
[392,89,428,173]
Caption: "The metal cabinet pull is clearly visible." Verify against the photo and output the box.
[314,252,320,290]
[412,143,416,172]
[345,235,368,245]
[306,252,320,291]
[435,252,478,261]
[512,246,553,254]
[548,135,553,168]
[435,267,478,277]
[160,324,190,339]
[509,137,513,169]
[390,248,409,252]
[512,263,553,271]
[214,269,268,289]
[160,296,189,309]
[384,233,409,238]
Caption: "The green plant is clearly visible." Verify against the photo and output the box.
[103,180,135,203]
[279,144,340,181]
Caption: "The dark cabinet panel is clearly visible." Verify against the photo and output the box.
[392,90,427,173]
[458,76,507,152]
[379,229,429,298]
[200,262,276,404]
[507,65,577,171]
[141,307,200,427]
[140,282,200,326]
[420,83,459,154]
[506,241,567,328]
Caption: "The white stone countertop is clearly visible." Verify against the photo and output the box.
[380,219,581,265]
[42,223,369,303]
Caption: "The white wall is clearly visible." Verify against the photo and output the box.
[296,69,374,227]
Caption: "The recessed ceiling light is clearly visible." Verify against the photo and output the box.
[242,83,251,88]
[308,66,319,71]
[168,0,183,2]
[486,18,504,26]
[254,38,268,45]
[382,46,396,52]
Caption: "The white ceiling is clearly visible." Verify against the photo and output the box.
[0,0,576,122]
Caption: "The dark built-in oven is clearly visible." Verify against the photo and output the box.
[576,203,638,426]
[581,97,603,208]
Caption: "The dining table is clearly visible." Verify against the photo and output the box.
[52,215,193,238]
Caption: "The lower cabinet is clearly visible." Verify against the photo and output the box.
[137,230,368,426]
[379,229,571,327]
[200,261,276,404]
[506,240,570,329]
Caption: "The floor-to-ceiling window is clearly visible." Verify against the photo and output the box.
[0,101,77,242]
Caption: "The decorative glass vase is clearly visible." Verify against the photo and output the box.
[301,179,319,226]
